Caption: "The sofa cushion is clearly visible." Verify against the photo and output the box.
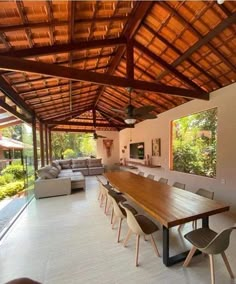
[52,160,61,171]
[87,158,102,168]
[72,159,87,168]
[37,166,59,179]
[59,159,72,169]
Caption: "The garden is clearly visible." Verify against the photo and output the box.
[0,162,34,201]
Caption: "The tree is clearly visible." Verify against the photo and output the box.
[51,132,96,159]
[172,108,217,178]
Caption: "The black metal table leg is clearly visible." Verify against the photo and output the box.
[162,225,201,267]
[202,216,209,228]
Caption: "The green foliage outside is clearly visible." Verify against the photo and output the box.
[0,163,25,200]
[63,148,77,159]
[172,108,217,178]
[52,133,96,159]
[0,181,24,200]
[0,124,35,201]
[1,164,25,179]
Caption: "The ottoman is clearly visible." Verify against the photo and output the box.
[71,172,86,190]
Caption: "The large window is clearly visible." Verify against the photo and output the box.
[171,108,217,178]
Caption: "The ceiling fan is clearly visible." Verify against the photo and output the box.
[92,131,107,140]
[112,88,157,125]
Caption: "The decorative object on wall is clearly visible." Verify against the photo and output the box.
[103,139,113,157]
[152,138,161,156]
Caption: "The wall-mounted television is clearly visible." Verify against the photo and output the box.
[129,142,145,160]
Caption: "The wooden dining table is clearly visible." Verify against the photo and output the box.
[104,171,230,267]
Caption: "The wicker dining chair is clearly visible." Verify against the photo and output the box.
[183,226,236,284]
[120,203,160,266]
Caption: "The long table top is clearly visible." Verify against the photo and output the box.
[104,171,230,228]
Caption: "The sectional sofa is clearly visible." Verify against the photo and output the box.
[34,158,104,199]
[52,158,105,176]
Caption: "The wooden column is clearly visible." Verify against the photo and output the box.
[45,125,49,164]
[32,115,38,172]
[8,149,12,165]
[127,40,134,80]
[39,121,45,167]
[48,129,52,163]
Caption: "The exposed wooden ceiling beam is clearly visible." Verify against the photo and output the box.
[134,41,207,93]
[0,16,128,33]
[159,3,236,79]
[43,108,91,122]
[97,109,126,125]
[0,37,126,58]
[51,128,118,133]
[24,86,98,101]
[0,98,30,123]
[45,121,125,128]
[35,100,94,114]
[15,1,34,48]
[0,76,33,116]
[20,82,93,96]
[94,1,154,107]
[142,23,222,88]
[0,55,209,100]
[45,0,55,46]
[29,94,95,108]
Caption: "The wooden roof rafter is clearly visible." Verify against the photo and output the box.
[142,23,222,88]
[0,55,208,100]
[94,1,154,107]
[43,107,92,122]
[0,37,127,58]
[158,2,236,80]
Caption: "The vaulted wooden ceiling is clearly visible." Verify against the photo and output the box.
[0,1,235,132]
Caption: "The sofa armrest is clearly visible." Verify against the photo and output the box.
[34,177,71,199]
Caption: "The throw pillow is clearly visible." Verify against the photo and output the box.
[59,159,72,169]
[52,161,61,171]
[37,166,58,179]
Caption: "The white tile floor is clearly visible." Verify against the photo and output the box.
[0,176,236,284]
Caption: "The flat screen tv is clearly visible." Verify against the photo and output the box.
[129,142,145,159]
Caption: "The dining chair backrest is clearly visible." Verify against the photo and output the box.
[202,226,236,255]
[158,177,168,184]
[173,182,186,190]
[120,203,143,235]
[147,174,155,180]
[196,188,214,200]
[108,193,125,219]
[138,171,144,176]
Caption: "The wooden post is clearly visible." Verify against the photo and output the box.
[8,149,12,165]
[39,122,45,167]
[32,115,38,172]
[48,129,52,163]
[45,125,49,164]
[127,40,134,80]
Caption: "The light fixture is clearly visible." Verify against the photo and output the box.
[217,0,224,4]
[124,118,136,125]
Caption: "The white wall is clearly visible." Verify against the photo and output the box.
[119,83,236,213]
[96,131,120,166]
